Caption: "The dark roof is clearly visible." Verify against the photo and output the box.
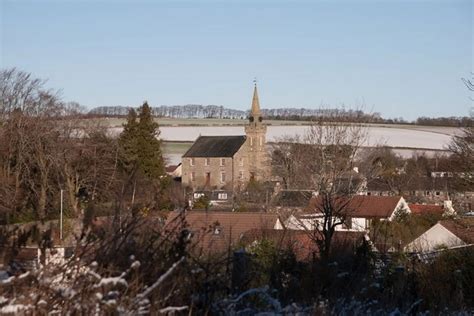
[307,195,404,218]
[272,190,314,208]
[165,165,178,173]
[182,136,246,158]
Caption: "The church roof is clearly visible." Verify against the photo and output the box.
[182,135,247,158]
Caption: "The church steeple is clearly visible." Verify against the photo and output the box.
[249,81,263,124]
[251,83,261,117]
[245,80,268,181]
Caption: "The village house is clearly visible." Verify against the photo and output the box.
[281,195,411,232]
[181,84,270,194]
[165,211,281,255]
[366,176,473,212]
[408,201,456,217]
[404,217,474,253]
[240,228,368,262]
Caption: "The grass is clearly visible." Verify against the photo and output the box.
[162,141,193,154]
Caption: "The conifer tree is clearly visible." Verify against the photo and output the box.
[117,102,167,211]
[118,103,165,180]
[118,108,139,176]
[136,102,165,179]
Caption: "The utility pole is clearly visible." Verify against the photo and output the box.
[60,189,64,240]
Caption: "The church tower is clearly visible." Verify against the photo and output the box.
[245,82,269,181]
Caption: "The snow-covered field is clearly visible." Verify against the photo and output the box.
[111,125,456,150]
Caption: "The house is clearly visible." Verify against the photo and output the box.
[408,200,456,217]
[270,190,315,213]
[404,218,474,253]
[165,163,182,180]
[181,84,269,192]
[282,195,411,232]
[240,228,367,261]
[164,211,282,255]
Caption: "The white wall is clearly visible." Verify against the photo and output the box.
[405,223,465,253]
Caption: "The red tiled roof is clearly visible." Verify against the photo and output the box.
[165,211,279,255]
[409,204,444,215]
[439,218,474,244]
[241,229,366,261]
[307,195,404,218]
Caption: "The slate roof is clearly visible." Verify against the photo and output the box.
[272,190,314,208]
[307,195,405,218]
[182,136,246,158]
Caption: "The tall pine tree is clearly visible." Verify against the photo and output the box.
[118,102,165,180]
[117,102,166,212]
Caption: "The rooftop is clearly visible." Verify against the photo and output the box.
[182,135,246,158]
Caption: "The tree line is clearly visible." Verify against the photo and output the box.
[0,68,175,224]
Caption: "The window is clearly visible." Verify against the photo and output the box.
[365,218,372,229]
[205,158,210,166]
[220,158,226,166]
[191,172,196,182]
[250,137,253,146]
[193,192,204,199]
[218,193,228,200]
[190,158,195,166]
[239,158,244,166]
[220,172,226,183]
[259,136,263,146]
[239,171,244,180]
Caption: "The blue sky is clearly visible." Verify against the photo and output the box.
[1,0,472,120]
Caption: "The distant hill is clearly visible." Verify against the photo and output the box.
[87,104,472,127]
[88,104,380,120]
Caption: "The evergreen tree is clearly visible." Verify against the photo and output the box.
[136,102,165,179]
[118,103,165,179]
[118,108,139,175]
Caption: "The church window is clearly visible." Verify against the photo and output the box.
[205,158,210,166]
[190,158,194,166]
[220,172,226,183]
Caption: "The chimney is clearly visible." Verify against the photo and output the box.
[443,200,456,216]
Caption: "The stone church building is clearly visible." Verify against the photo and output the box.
[181,84,269,191]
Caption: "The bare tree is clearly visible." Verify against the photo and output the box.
[280,113,370,261]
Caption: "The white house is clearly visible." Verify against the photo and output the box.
[281,195,411,232]
[405,218,474,253]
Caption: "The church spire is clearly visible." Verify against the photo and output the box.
[251,81,261,117]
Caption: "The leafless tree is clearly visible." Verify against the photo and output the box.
[272,112,371,261]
